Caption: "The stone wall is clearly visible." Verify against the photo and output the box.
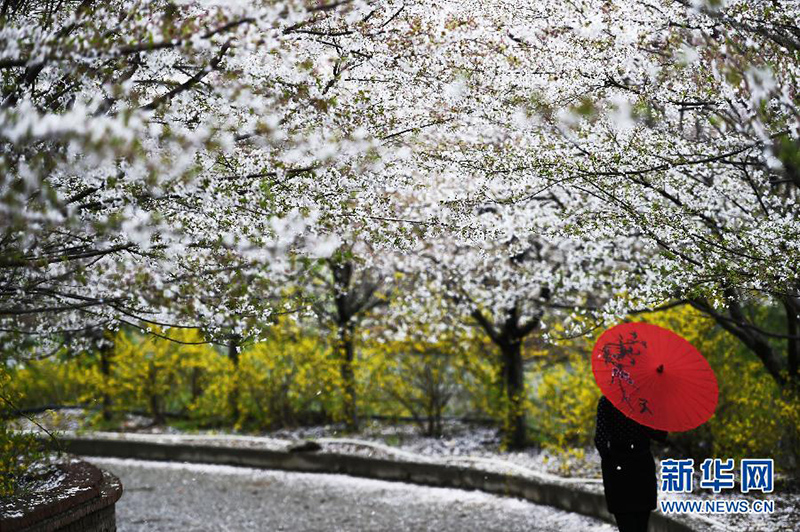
[0,461,122,532]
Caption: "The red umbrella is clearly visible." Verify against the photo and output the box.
[592,322,718,432]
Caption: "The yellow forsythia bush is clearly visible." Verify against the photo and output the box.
[362,333,462,436]
[6,355,92,409]
[533,352,601,452]
[706,348,800,471]
[235,321,344,429]
[527,317,599,454]
[452,334,504,421]
[98,328,221,423]
[0,365,44,497]
[451,332,541,447]
[5,305,797,473]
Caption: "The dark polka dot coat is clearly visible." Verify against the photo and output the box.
[594,395,668,514]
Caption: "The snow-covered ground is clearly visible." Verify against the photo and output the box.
[90,457,617,532]
[13,410,799,531]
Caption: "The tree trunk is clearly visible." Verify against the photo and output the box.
[99,344,113,422]
[338,322,358,430]
[426,377,436,437]
[470,303,538,450]
[331,260,359,431]
[785,297,799,390]
[500,339,526,449]
[148,362,165,425]
[190,367,202,403]
[228,335,240,423]
[150,394,165,425]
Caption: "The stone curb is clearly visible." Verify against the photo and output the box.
[55,435,696,532]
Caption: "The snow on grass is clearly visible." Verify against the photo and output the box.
[65,430,293,451]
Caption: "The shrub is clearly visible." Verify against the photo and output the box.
[235,321,342,429]
[706,345,800,472]
[365,335,461,437]
[536,304,800,473]
[100,328,221,424]
[0,366,44,497]
[533,351,601,451]
[634,304,800,470]
[5,355,91,410]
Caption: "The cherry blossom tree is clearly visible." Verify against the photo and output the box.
[0,0,372,353]
[401,197,631,447]
[486,0,800,388]
[4,0,798,401]
[345,0,800,390]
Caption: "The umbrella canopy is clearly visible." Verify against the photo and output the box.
[592,322,718,432]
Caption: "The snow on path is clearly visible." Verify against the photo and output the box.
[90,457,617,532]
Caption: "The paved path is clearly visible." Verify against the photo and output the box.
[90,457,616,532]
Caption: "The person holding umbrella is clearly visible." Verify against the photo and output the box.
[592,323,718,532]
[595,394,667,531]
